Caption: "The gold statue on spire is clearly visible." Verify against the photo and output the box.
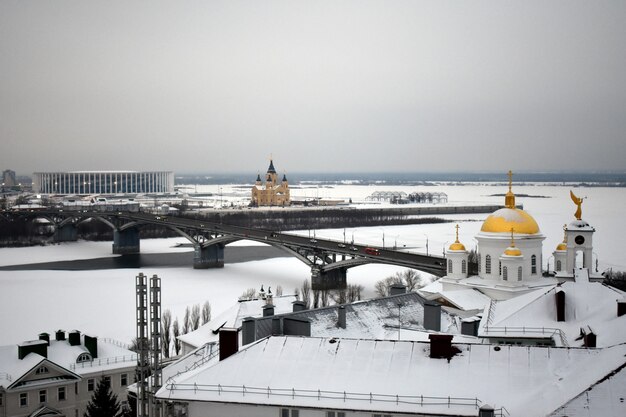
[505,170,516,208]
[569,190,584,220]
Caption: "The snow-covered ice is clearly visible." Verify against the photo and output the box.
[0,184,624,346]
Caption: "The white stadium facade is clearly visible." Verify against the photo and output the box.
[32,171,175,194]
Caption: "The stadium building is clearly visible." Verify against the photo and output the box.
[32,171,174,194]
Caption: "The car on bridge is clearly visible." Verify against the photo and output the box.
[364,247,380,256]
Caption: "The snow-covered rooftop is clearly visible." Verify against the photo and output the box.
[479,282,626,347]
[178,295,298,349]
[156,335,626,417]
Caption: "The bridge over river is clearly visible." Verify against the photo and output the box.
[3,207,491,289]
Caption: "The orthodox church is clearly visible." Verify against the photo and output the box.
[250,159,291,207]
[422,171,603,303]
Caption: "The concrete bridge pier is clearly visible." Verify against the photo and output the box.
[54,224,78,242]
[311,267,347,291]
[112,227,140,255]
[194,243,225,269]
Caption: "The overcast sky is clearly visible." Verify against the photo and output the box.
[1,1,625,176]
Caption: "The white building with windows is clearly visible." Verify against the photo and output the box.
[32,170,174,194]
[0,330,136,417]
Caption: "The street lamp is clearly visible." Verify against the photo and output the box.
[423,234,429,256]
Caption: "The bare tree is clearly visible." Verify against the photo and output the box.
[320,289,330,307]
[172,318,181,356]
[347,284,364,303]
[312,289,320,309]
[161,309,172,358]
[374,269,424,297]
[275,285,283,296]
[190,304,201,331]
[240,288,256,300]
[182,307,190,335]
[301,280,311,309]
[201,301,211,324]
[331,288,347,305]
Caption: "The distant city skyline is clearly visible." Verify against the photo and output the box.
[1,1,625,175]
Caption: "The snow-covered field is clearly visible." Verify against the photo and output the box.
[0,184,624,346]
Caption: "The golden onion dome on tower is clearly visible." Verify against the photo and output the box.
[503,228,522,256]
[480,170,540,235]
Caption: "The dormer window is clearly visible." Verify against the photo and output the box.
[35,366,49,375]
[77,353,92,363]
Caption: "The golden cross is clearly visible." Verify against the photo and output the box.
[455,224,460,241]
[508,170,513,192]
[510,227,515,246]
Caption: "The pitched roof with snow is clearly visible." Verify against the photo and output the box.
[178,295,298,349]
[479,282,626,347]
[156,335,626,417]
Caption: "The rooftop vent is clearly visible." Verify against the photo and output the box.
[556,289,565,322]
[68,330,81,346]
[337,306,346,329]
[84,335,98,358]
[219,328,239,361]
[55,330,66,341]
[618,301,626,318]
[18,340,48,360]
[390,284,407,296]
[292,301,306,312]
[423,301,441,331]
[428,334,460,360]
[263,303,275,317]
[38,332,50,346]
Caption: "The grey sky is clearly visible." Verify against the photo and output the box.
[1,1,625,175]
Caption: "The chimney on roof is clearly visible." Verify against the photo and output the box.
[618,301,626,317]
[423,301,441,331]
[556,289,566,322]
[38,333,50,346]
[390,284,406,296]
[292,301,306,312]
[337,306,346,329]
[68,330,81,346]
[84,335,98,358]
[242,317,256,346]
[263,303,275,317]
[18,340,48,360]
[478,404,495,417]
[219,328,239,361]
[461,317,480,337]
[583,326,597,348]
[428,334,459,360]
[55,330,66,341]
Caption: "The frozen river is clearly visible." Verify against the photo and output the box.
[0,183,624,346]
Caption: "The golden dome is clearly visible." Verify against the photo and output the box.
[448,223,466,251]
[480,208,540,235]
[449,241,466,251]
[556,242,567,251]
[504,246,522,256]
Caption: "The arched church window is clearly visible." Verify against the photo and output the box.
[556,260,562,271]
[531,255,537,274]
[503,266,508,281]
[462,260,467,274]
[448,259,453,273]
[485,255,491,274]
[518,266,522,281]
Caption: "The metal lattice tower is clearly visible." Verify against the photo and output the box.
[136,273,149,417]
[149,275,162,416]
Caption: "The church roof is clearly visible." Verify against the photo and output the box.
[267,160,276,173]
